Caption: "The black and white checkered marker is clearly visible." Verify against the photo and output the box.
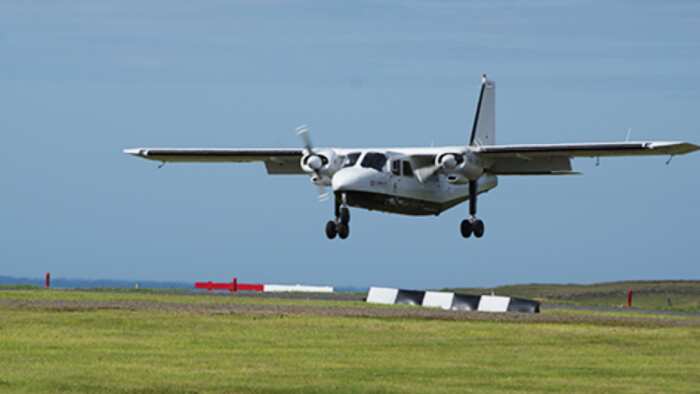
[367,287,539,313]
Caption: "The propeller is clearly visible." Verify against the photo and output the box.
[296,125,331,201]
[413,154,459,183]
[414,164,440,183]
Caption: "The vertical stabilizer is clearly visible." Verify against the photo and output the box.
[469,75,495,146]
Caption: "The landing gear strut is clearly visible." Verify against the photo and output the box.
[461,180,485,239]
[326,193,351,240]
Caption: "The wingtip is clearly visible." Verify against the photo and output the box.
[648,142,700,155]
[123,148,143,157]
[675,142,700,155]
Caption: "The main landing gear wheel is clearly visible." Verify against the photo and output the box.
[460,220,473,238]
[324,220,350,240]
[461,179,486,239]
[472,219,485,238]
[336,223,350,239]
[460,218,485,239]
[325,221,338,240]
[326,193,351,240]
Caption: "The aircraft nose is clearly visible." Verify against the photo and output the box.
[332,168,371,192]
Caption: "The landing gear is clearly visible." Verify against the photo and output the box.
[460,218,484,238]
[339,207,350,225]
[325,221,337,239]
[325,220,350,240]
[461,180,486,239]
[325,193,351,240]
[336,223,350,239]
[473,219,484,238]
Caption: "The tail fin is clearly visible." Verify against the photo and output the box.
[469,75,495,146]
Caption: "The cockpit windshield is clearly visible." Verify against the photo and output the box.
[360,152,388,172]
[343,152,361,168]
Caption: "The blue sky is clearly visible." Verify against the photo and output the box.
[1,1,698,288]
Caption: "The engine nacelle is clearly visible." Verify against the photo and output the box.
[300,149,343,185]
[437,153,460,171]
[436,152,484,180]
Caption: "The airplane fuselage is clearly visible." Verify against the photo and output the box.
[329,157,497,216]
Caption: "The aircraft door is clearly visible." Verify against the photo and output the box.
[391,159,401,193]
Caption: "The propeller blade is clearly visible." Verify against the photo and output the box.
[414,165,439,183]
[296,124,328,202]
[318,187,331,202]
[296,125,313,152]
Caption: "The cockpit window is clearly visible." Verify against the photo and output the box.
[360,152,388,172]
[343,152,361,168]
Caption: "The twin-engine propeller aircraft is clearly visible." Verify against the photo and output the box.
[125,75,698,240]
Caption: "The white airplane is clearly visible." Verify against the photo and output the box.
[125,75,699,240]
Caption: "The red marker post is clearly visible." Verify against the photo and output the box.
[627,288,633,308]
[44,272,51,289]
[194,277,263,293]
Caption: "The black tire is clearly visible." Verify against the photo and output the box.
[460,220,472,238]
[325,221,337,239]
[473,219,485,238]
[337,223,350,239]
[339,207,350,225]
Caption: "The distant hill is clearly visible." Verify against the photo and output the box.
[447,280,700,312]
[0,275,190,290]
[0,276,366,293]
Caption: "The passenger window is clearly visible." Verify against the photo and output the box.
[360,152,388,172]
[402,161,413,177]
[344,152,361,168]
[391,160,400,176]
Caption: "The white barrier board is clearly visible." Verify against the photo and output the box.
[478,295,511,312]
[264,284,334,293]
[366,287,399,305]
[422,291,455,310]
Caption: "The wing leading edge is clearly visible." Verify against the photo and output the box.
[123,148,305,174]
[475,141,699,176]
[476,141,699,158]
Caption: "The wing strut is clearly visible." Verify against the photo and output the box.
[469,180,477,217]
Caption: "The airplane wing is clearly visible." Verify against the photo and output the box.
[475,141,699,175]
[123,148,305,174]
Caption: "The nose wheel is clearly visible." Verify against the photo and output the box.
[325,220,349,240]
[461,180,486,239]
[326,194,351,240]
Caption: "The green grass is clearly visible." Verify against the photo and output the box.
[450,280,700,312]
[0,285,41,290]
[1,290,700,393]
[0,288,369,309]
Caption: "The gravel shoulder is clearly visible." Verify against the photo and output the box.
[2,294,699,328]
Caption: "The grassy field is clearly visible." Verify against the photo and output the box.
[451,280,700,312]
[1,289,699,393]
